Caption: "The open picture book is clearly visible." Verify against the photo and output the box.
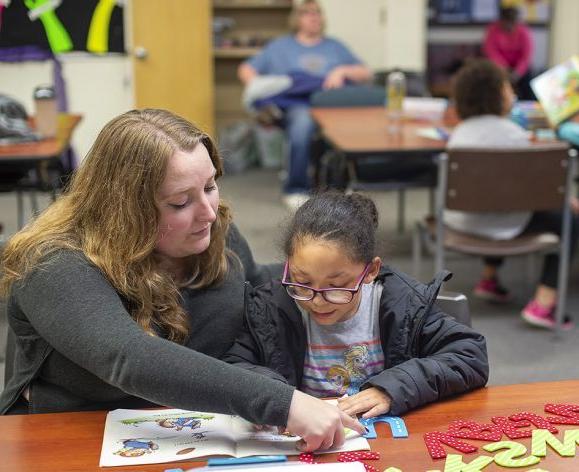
[99,407,370,467]
[531,55,579,127]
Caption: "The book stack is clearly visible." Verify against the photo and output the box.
[511,100,550,131]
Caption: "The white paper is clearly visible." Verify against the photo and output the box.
[471,0,498,22]
[194,463,366,472]
[415,127,448,141]
[403,97,448,121]
[99,408,370,467]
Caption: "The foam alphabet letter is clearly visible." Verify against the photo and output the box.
[423,432,479,459]
[509,412,558,434]
[482,441,541,468]
[545,403,579,425]
[491,416,533,439]
[447,420,503,442]
[443,454,494,472]
[531,428,579,457]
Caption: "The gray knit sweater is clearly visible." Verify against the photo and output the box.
[0,225,293,425]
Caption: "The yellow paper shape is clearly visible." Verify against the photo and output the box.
[483,441,541,468]
[531,428,579,457]
[442,454,494,472]
[87,0,117,53]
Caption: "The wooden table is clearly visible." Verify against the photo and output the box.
[0,114,82,164]
[310,106,454,155]
[1,380,578,471]
[0,113,82,228]
[310,106,454,232]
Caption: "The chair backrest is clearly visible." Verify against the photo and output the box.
[310,85,386,108]
[435,291,471,327]
[443,144,571,213]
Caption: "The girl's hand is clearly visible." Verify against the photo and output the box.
[337,387,392,419]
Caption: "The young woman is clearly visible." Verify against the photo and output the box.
[225,192,488,418]
[0,109,363,451]
[238,0,371,209]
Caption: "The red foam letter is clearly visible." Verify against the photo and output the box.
[447,419,503,442]
[545,404,579,425]
[423,431,478,459]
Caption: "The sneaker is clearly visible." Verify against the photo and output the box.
[521,300,574,330]
[473,278,512,303]
[282,193,310,212]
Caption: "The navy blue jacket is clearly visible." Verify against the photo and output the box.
[224,267,489,415]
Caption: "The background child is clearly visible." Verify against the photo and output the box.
[445,59,578,329]
[225,192,488,418]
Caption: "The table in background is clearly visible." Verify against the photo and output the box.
[1,380,577,471]
[311,106,454,232]
[310,107,454,155]
[0,114,82,229]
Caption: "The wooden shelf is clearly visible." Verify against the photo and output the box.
[214,47,261,59]
[212,1,290,127]
[214,0,291,9]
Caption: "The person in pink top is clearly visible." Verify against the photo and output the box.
[483,7,534,99]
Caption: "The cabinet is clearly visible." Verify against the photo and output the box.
[212,0,293,130]
[319,0,426,73]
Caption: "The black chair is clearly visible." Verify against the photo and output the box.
[436,291,471,327]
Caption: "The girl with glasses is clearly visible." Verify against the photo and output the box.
[225,192,488,419]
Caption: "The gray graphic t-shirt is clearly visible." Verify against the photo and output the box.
[298,282,384,397]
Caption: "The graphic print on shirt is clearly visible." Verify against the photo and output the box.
[342,344,370,394]
[302,339,384,397]
[325,365,350,395]
[323,344,370,396]
[299,53,328,75]
[300,282,385,398]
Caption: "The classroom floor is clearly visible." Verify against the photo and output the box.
[1,168,577,391]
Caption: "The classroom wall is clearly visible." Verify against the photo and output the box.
[1,0,578,158]
[550,0,579,66]
[0,0,134,161]
[320,0,426,72]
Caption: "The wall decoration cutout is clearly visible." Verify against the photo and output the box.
[0,0,124,53]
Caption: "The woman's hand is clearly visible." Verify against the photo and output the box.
[286,390,365,451]
[323,66,347,89]
[337,387,392,419]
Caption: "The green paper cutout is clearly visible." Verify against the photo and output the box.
[443,453,494,471]
[483,441,541,468]
[531,428,579,457]
[24,0,73,53]
[87,0,117,53]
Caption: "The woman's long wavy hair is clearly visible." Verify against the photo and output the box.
[0,109,231,343]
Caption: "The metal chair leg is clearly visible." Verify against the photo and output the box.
[16,190,25,230]
[526,254,536,294]
[30,190,39,216]
[553,154,575,334]
[412,223,422,277]
[397,189,405,233]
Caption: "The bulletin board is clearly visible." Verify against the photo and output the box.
[427,0,552,97]
[429,0,551,25]
[0,0,125,54]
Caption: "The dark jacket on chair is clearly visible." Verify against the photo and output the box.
[223,266,489,415]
